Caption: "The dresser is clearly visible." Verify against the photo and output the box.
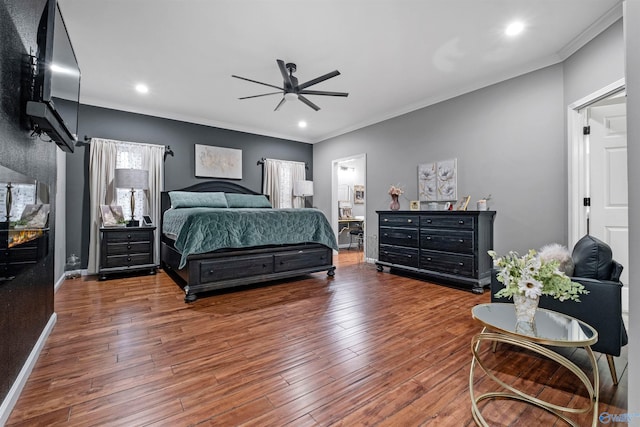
[99,226,156,280]
[376,210,495,293]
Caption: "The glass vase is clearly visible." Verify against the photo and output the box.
[513,293,539,336]
[390,194,400,210]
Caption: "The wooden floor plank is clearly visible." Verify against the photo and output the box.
[7,249,627,426]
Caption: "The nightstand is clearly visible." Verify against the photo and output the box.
[99,226,156,280]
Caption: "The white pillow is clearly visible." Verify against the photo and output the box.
[539,243,574,276]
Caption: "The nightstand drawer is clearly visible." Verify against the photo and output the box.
[379,244,419,268]
[105,241,151,255]
[420,215,475,229]
[420,250,474,277]
[103,253,153,268]
[380,228,419,247]
[420,229,474,253]
[103,230,152,243]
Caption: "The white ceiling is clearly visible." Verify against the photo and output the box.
[57,0,622,143]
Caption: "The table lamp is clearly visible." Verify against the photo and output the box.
[293,180,313,207]
[115,168,148,227]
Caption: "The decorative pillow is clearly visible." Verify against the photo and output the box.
[538,243,574,276]
[169,191,228,208]
[225,193,272,208]
[571,234,613,280]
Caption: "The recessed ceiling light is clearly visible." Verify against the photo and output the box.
[135,83,149,94]
[298,121,307,128]
[505,21,524,36]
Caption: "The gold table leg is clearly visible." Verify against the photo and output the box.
[469,328,599,426]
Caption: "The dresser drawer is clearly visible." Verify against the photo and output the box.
[379,244,419,268]
[200,254,273,282]
[103,253,153,268]
[420,229,474,253]
[420,215,475,230]
[379,214,418,228]
[105,241,151,256]
[103,230,152,243]
[420,250,474,277]
[380,228,419,248]
[274,247,331,272]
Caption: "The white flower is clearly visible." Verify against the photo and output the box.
[518,278,543,299]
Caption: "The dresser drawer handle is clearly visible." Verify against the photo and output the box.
[384,218,389,222]
[458,262,464,266]
[384,233,388,237]
[407,235,412,239]
[407,219,413,223]
[458,220,464,225]
[127,257,132,262]
[426,219,432,224]
[426,236,432,240]
[458,239,464,243]
[406,255,412,258]
[127,234,132,239]
[127,244,132,250]
[426,257,432,261]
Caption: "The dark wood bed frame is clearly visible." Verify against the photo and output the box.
[160,181,336,302]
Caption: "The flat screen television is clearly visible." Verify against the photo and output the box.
[26,0,80,153]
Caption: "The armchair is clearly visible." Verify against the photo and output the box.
[491,235,628,385]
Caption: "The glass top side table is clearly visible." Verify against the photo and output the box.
[469,303,599,427]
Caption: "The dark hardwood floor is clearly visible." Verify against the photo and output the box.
[7,250,627,426]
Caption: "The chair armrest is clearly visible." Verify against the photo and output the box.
[543,277,626,356]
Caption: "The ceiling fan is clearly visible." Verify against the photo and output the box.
[232,59,348,111]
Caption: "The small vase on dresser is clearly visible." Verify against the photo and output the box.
[389,194,400,210]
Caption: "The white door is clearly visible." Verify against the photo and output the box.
[587,95,628,307]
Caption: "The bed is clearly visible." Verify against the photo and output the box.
[160,181,338,302]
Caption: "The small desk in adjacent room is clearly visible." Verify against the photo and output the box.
[469,303,599,427]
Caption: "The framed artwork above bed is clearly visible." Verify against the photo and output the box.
[194,144,242,179]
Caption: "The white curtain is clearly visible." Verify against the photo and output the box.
[88,139,118,273]
[87,138,165,273]
[262,158,306,208]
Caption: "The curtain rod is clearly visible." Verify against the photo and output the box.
[257,157,309,169]
[81,135,174,158]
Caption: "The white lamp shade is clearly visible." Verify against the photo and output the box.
[293,180,314,197]
[115,168,149,190]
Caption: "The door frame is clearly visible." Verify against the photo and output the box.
[567,78,625,248]
[331,153,367,252]
[567,78,627,314]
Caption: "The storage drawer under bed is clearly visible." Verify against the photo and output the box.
[274,247,332,272]
[199,253,273,283]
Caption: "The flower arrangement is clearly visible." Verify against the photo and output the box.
[488,249,588,302]
[388,185,404,196]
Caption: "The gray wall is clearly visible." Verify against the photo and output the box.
[0,0,56,408]
[314,19,625,262]
[563,19,624,104]
[67,105,313,267]
[314,64,565,256]
[625,0,639,420]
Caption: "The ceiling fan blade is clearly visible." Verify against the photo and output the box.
[277,59,294,89]
[299,89,349,97]
[238,91,282,100]
[274,97,286,111]
[232,75,283,91]
[298,95,320,111]
[297,70,340,90]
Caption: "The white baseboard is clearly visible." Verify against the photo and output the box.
[0,312,57,426]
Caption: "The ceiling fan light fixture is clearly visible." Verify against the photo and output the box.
[284,92,298,102]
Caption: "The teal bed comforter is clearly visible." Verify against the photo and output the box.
[163,207,338,268]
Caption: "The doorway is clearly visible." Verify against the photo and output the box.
[568,79,628,314]
[331,154,366,254]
